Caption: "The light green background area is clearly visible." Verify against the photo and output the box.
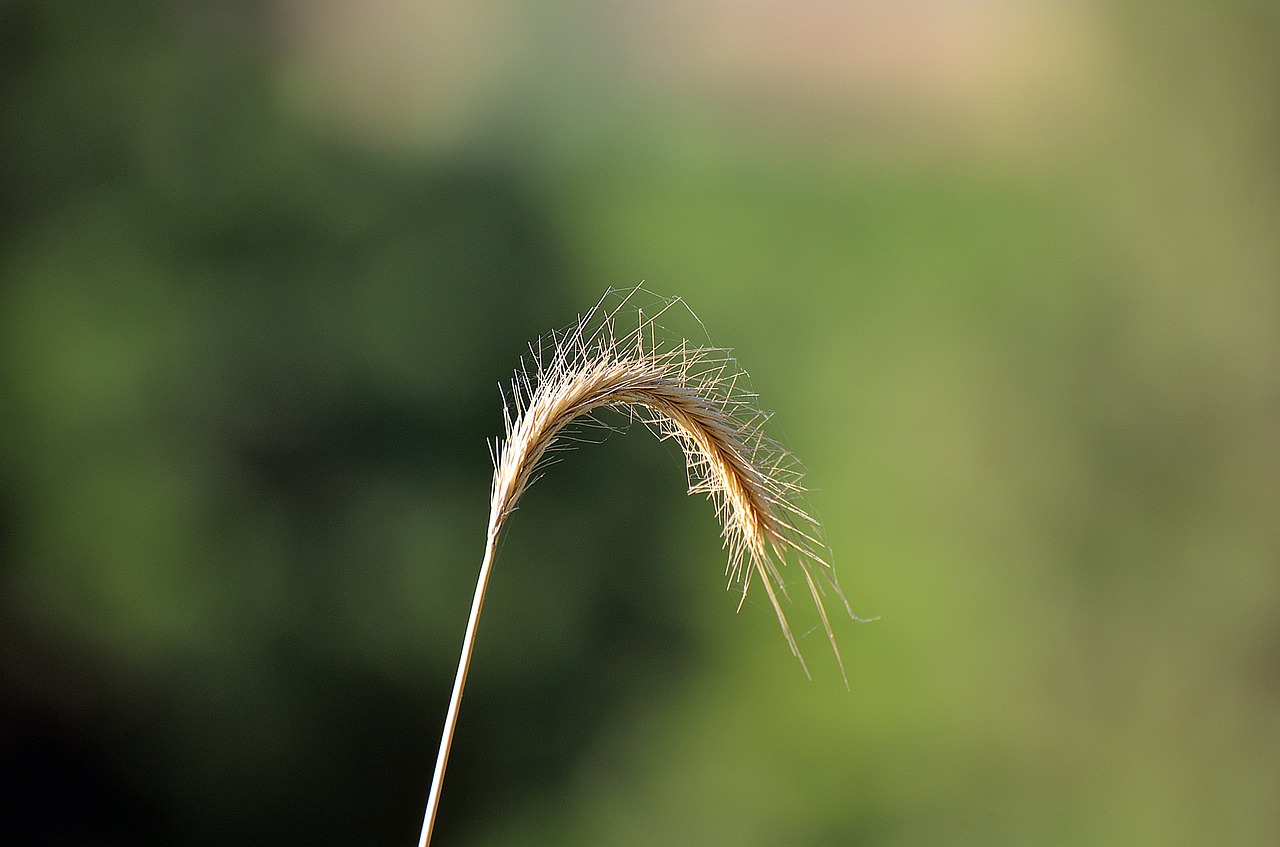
[2,2,1278,845]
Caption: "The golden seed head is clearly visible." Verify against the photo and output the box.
[487,288,860,684]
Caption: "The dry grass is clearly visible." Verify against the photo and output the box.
[418,288,864,845]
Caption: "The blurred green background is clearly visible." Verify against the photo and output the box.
[3,1,1279,844]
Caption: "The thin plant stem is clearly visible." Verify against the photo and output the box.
[417,518,500,847]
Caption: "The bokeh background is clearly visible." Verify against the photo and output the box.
[3,1,1279,844]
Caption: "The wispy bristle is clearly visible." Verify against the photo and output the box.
[489,287,862,684]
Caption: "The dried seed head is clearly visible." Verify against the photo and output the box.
[489,288,864,684]
[417,290,868,846]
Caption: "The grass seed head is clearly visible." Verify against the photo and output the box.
[489,287,863,685]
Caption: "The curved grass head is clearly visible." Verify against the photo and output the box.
[418,288,869,846]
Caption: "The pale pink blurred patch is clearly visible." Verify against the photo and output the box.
[271,0,1115,157]
[615,0,1115,153]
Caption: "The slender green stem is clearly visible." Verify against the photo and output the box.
[417,518,501,847]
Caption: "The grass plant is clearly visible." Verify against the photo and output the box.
[417,289,865,845]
